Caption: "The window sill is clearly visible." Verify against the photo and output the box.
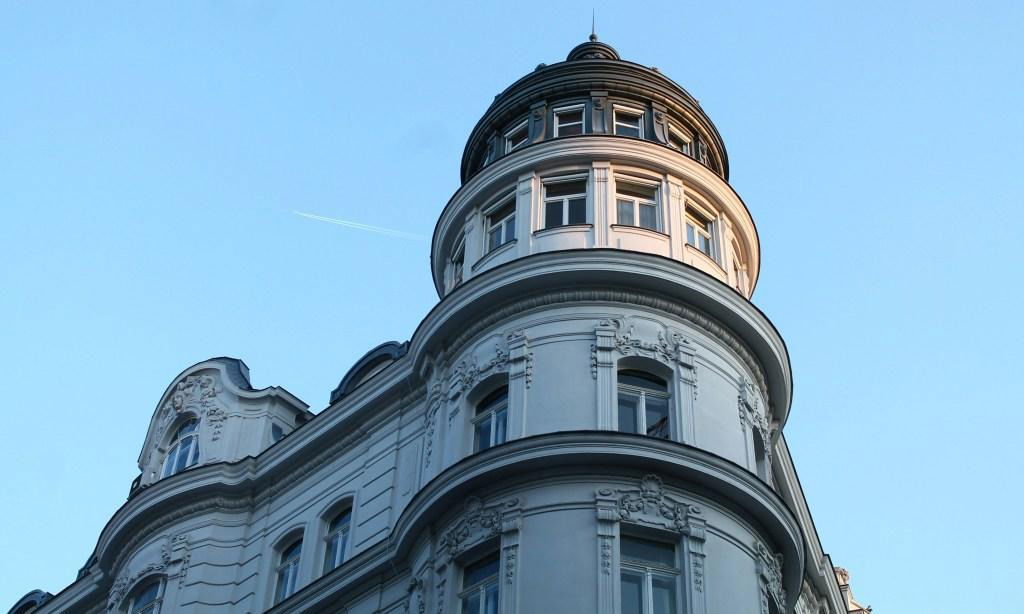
[533,224,593,237]
[610,224,670,240]
[472,240,517,271]
[684,244,725,273]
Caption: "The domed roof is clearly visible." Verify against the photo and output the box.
[565,34,621,61]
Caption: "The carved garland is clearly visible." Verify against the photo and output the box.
[107,534,189,611]
[438,496,519,560]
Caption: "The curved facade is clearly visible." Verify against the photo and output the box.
[10,38,866,614]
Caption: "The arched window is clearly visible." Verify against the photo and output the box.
[161,418,199,478]
[473,387,508,452]
[617,370,671,439]
[274,539,302,604]
[127,579,161,614]
[322,508,351,574]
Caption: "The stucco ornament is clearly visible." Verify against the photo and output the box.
[756,541,787,609]
[439,496,520,561]
[151,374,222,461]
[403,576,426,614]
[738,375,774,464]
[106,534,190,611]
[612,475,702,532]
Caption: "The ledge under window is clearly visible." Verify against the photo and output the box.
[533,223,593,237]
[472,239,517,271]
[610,224,671,240]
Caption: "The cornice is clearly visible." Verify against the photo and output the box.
[460,58,729,182]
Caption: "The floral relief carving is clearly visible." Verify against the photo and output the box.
[599,536,613,575]
[756,541,787,608]
[440,497,520,561]
[107,534,189,611]
[150,373,223,466]
[404,577,426,614]
[738,376,774,465]
[613,475,702,533]
[504,548,517,584]
[453,344,509,394]
[612,323,694,366]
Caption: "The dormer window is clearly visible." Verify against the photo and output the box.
[486,200,516,252]
[613,106,644,138]
[685,204,716,258]
[504,120,529,153]
[553,105,585,137]
[162,418,199,478]
[543,178,588,228]
[615,180,660,231]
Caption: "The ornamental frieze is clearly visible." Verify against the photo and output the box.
[597,474,703,534]
[439,496,521,562]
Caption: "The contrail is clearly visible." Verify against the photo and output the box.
[293,211,427,241]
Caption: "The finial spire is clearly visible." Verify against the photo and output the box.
[590,9,597,41]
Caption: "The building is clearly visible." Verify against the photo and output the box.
[9,37,870,614]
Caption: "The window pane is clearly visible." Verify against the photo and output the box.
[545,180,587,198]
[639,204,658,230]
[505,217,516,241]
[686,223,696,246]
[617,199,634,225]
[621,536,676,567]
[619,370,668,392]
[652,574,678,614]
[475,418,492,452]
[484,583,499,614]
[175,438,192,473]
[698,235,711,255]
[620,570,644,614]
[477,388,508,415]
[545,201,564,228]
[645,395,670,439]
[618,390,640,434]
[162,447,176,478]
[618,182,657,200]
[615,113,642,137]
[494,408,507,445]
[488,227,502,251]
[464,554,500,587]
[324,534,340,572]
[133,582,160,610]
[567,198,587,224]
[462,593,481,614]
[490,201,515,222]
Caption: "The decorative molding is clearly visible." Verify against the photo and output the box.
[440,287,770,401]
[150,374,222,465]
[738,375,774,466]
[600,474,703,533]
[404,576,426,614]
[205,407,227,441]
[107,533,189,611]
[453,344,509,395]
[438,497,521,562]
[756,541,787,609]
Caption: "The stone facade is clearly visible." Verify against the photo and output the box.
[9,38,870,614]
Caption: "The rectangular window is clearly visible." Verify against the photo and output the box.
[668,125,692,155]
[617,370,671,439]
[554,105,585,137]
[620,536,680,614]
[451,240,465,288]
[615,181,660,231]
[543,178,588,228]
[474,388,508,452]
[504,120,529,153]
[685,205,715,258]
[486,200,516,252]
[614,107,644,138]
[461,553,500,614]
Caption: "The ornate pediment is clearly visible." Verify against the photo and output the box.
[439,496,520,562]
[597,474,703,534]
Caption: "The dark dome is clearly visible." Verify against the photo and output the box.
[566,35,621,61]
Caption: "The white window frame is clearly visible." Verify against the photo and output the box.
[553,104,585,137]
[504,119,529,153]
[459,552,500,614]
[161,418,199,478]
[450,238,465,289]
[542,176,589,229]
[619,535,682,614]
[684,201,717,261]
[668,123,692,155]
[323,508,352,574]
[617,372,672,439]
[126,579,164,614]
[614,177,661,232]
[473,387,508,452]
[274,540,302,605]
[613,105,645,138]
[484,198,516,252]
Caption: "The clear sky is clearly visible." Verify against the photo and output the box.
[1,1,1021,611]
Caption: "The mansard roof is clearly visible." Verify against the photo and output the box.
[330,341,409,404]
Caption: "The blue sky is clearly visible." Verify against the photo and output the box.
[1,1,1021,610]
